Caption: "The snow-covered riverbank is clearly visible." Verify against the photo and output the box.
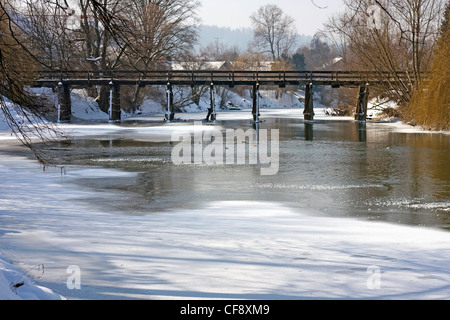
[0,113,449,300]
[0,252,63,300]
[0,155,449,299]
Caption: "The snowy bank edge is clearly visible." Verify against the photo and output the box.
[0,253,64,300]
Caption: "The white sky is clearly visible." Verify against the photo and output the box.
[198,0,346,36]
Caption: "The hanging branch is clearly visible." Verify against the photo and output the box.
[0,2,66,166]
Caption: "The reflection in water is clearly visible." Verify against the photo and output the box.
[357,122,367,142]
[34,113,450,230]
[305,123,314,141]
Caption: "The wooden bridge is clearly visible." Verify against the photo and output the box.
[34,70,412,123]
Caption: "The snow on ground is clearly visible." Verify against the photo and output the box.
[0,253,63,300]
[0,119,449,300]
[379,120,450,135]
[1,90,449,299]
[367,97,398,120]
[137,99,165,115]
[26,88,110,121]
[0,97,33,133]
[134,86,305,115]
[0,154,449,300]
[70,89,109,121]
[26,86,306,121]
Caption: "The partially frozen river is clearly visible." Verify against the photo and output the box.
[34,110,450,230]
[1,109,449,300]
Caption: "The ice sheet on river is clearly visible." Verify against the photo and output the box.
[0,155,449,300]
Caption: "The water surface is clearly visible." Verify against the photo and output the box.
[22,110,450,230]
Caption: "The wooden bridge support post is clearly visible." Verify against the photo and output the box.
[165,83,175,122]
[109,82,121,122]
[252,83,260,123]
[355,84,369,122]
[304,83,314,122]
[206,82,217,122]
[58,82,71,122]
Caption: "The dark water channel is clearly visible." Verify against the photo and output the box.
[32,112,450,230]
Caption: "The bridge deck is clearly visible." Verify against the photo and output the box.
[34,70,412,87]
[35,69,414,123]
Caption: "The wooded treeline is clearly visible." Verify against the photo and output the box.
[0,0,448,154]
[1,0,200,113]
[406,1,450,130]
[210,1,449,127]
[323,0,449,129]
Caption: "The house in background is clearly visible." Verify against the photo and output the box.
[170,60,276,72]
[171,61,233,71]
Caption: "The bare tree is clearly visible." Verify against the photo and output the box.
[250,4,297,61]
[406,1,450,130]
[324,0,445,105]
[0,2,65,165]
[298,36,335,70]
[200,40,240,61]
[1,0,202,164]
[78,0,130,71]
[441,0,450,33]
[15,0,82,71]
[123,0,199,67]
[77,0,131,111]
[114,0,200,107]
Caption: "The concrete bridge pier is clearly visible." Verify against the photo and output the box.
[57,82,72,122]
[109,82,121,122]
[355,84,369,122]
[303,83,314,122]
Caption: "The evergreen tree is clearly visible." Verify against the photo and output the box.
[292,53,306,71]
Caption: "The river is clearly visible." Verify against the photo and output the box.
[1,109,450,300]
[26,109,450,230]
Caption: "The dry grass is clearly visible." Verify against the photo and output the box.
[406,27,450,131]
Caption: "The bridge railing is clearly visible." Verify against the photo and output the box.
[36,70,416,85]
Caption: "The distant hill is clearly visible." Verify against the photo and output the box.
[196,24,312,53]
[196,25,253,51]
